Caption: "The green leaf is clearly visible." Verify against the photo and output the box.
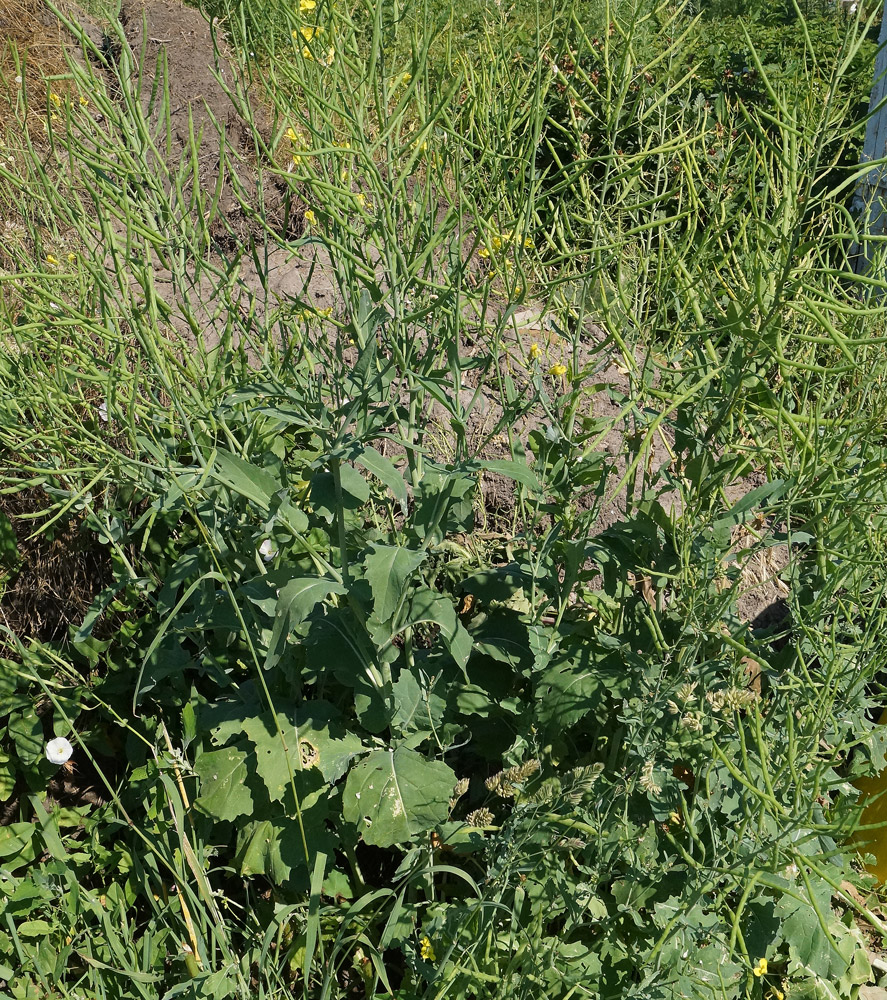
[242,704,365,798]
[275,497,310,534]
[338,462,371,503]
[194,746,254,822]
[304,609,379,690]
[727,478,787,519]
[471,612,532,669]
[8,709,42,765]
[412,466,475,541]
[365,544,427,623]
[775,879,856,982]
[476,458,540,492]
[343,747,455,847]
[408,588,472,671]
[391,668,446,737]
[16,919,52,937]
[236,819,293,884]
[310,462,371,520]
[235,793,336,888]
[356,447,409,513]
[0,752,15,800]
[460,564,525,604]
[0,823,36,870]
[265,576,347,671]
[277,577,347,625]
[74,581,131,642]
[536,645,631,729]
[211,449,282,511]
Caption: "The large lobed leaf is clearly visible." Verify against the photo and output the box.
[343,747,456,847]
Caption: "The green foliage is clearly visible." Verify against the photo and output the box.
[1,0,887,996]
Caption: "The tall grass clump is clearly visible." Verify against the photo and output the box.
[1,0,887,997]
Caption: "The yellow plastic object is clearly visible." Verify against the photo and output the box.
[854,712,887,883]
[854,770,887,883]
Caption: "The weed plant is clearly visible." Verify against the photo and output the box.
[1,0,887,997]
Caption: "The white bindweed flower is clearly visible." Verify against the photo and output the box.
[259,539,277,562]
[45,737,73,765]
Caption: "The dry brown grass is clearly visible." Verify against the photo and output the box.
[0,0,74,143]
[0,0,72,291]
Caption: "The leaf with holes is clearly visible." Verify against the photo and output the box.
[343,747,455,847]
[242,703,365,799]
[194,745,255,822]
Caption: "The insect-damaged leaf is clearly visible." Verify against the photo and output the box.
[342,748,455,847]
[194,745,254,823]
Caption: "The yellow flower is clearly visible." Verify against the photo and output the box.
[299,0,317,8]
[301,45,314,59]
[322,47,335,66]
[292,154,303,167]
[295,306,332,322]
[548,363,568,378]
[420,936,436,962]
[285,126,299,143]
[354,192,367,208]
[49,92,62,107]
[528,342,541,361]
[752,957,768,978]
[66,252,77,262]
[297,25,323,39]
[45,254,59,266]
[477,246,490,259]
[303,209,317,226]
[769,990,784,1000]
[78,95,89,107]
